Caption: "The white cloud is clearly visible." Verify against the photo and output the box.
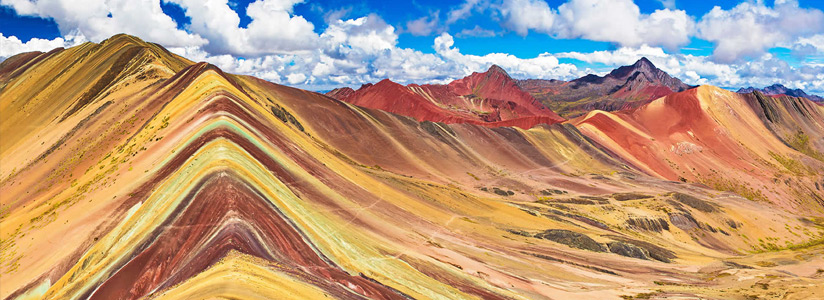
[498,0,556,36]
[406,13,440,36]
[696,0,824,62]
[446,0,486,24]
[556,45,670,66]
[433,32,580,80]
[0,32,87,60]
[656,0,675,10]
[1,0,206,47]
[166,0,318,56]
[791,34,824,56]
[498,0,694,50]
[455,25,498,38]
[286,72,307,84]
[322,14,397,54]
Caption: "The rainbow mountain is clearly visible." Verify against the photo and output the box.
[2,34,824,300]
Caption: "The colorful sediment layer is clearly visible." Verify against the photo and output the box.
[2,35,824,300]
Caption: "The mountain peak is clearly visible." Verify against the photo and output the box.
[485,64,510,77]
[633,57,654,68]
[610,57,658,79]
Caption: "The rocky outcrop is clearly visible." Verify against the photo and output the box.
[611,192,653,201]
[670,193,718,213]
[534,229,605,252]
[668,212,700,231]
[607,241,650,260]
[605,236,677,263]
[626,217,670,232]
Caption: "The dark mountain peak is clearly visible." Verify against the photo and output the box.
[633,57,654,68]
[570,57,689,91]
[609,57,659,79]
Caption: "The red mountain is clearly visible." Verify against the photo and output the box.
[326,65,564,129]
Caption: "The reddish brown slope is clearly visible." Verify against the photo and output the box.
[573,86,824,211]
[326,65,564,129]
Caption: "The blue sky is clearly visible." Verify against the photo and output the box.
[1,0,824,94]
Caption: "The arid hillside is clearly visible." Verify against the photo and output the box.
[2,35,823,300]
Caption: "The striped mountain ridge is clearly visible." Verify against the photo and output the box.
[2,34,824,300]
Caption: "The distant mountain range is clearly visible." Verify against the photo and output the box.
[330,58,824,121]
[328,57,702,120]
[738,84,824,103]
[326,57,698,127]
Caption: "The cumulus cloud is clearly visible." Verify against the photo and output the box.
[498,0,694,50]
[0,32,87,60]
[433,32,580,79]
[1,0,206,47]
[322,14,397,55]
[696,0,824,62]
[166,0,318,56]
[789,34,824,59]
[556,45,671,66]
[498,0,556,36]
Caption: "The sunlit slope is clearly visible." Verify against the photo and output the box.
[574,86,824,212]
[0,34,191,158]
[2,35,823,300]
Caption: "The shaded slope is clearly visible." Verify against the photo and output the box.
[741,91,824,161]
